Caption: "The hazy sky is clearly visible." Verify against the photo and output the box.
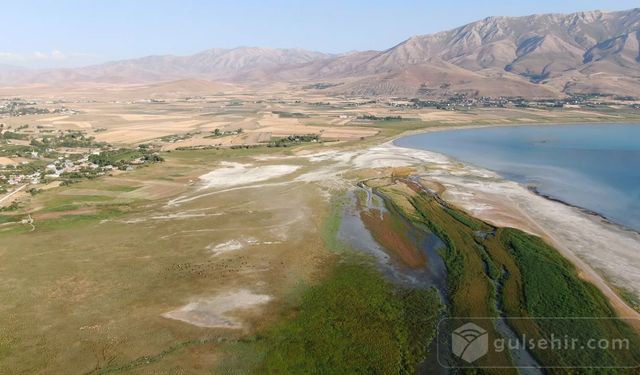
[1,0,638,68]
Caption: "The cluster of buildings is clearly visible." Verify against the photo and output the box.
[386,94,639,111]
[43,154,96,178]
[1,172,41,186]
[1,150,102,189]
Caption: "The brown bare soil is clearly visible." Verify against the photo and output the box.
[360,209,426,268]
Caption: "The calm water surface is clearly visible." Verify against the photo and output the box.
[395,124,640,232]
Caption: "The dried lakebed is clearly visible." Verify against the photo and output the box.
[4,139,640,373]
[160,142,640,335]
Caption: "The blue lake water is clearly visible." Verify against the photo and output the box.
[394,124,640,232]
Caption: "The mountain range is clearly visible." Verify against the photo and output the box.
[2,8,639,98]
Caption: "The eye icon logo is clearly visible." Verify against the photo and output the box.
[452,322,488,363]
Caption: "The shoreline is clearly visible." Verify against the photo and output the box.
[526,185,640,237]
[389,121,640,236]
[361,140,640,321]
[388,120,640,142]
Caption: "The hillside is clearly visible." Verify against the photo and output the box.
[2,8,639,97]
[301,8,640,97]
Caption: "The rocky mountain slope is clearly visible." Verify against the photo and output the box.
[2,8,639,97]
[296,8,640,97]
[0,47,330,85]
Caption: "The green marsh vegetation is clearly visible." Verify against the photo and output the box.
[375,181,640,370]
[258,262,442,374]
[218,260,443,374]
[218,194,444,374]
[617,288,640,313]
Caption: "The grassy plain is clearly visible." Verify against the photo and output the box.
[0,146,334,373]
[2,84,640,373]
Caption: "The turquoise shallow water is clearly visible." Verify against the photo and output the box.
[394,124,640,232]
